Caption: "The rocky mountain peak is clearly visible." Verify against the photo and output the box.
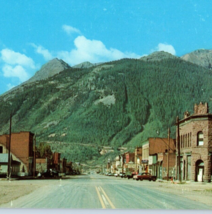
[181,49,212,69]
[28,58,71,83]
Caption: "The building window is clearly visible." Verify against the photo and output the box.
[190,133,192,147]
[197,132,204,146]
[190,133,192,146]
[188,133,190,147]
[0,146,2,153]
[183,135,184,147]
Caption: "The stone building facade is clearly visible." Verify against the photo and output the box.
[177,102,212,182]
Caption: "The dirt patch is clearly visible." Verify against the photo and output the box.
[0,180,45,206]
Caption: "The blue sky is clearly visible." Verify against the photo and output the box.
[0,0,212,94]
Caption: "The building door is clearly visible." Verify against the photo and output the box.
[159,162,162,179]
[197,168,203,182]
[183,160,185,180]
[187,156,191,180]
[180,161,183,181]
[196,160,204,182]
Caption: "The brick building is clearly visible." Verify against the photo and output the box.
[148,138,176,179]
[123,152,135,172]
[141,138,176,179]
[0,132,34,176]
[53,152,61,171]
[134,147,142,173]
[125,152,135,163]
[177,102,212,182]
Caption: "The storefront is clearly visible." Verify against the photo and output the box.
[148,155,157,176]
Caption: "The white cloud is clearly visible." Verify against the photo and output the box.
[154,43,176,55]
[62,25,81,35]
[1,48,35,68]
[2,65,29,82]
[0,48,36,85]
[57,36,140,65]
[31,44,53,61]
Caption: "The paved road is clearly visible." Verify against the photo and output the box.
[1,174,212,209]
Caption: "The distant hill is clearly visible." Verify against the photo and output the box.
[181,49,212,69]
[73,61,94,69]
[0,51,212,164]
[140,51,177,61]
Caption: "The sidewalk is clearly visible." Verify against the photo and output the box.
[157,179,212,185]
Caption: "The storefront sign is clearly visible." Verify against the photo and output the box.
[142,160,148,164]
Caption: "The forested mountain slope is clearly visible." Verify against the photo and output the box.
[0,55,212,162]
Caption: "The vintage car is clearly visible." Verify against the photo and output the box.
[133,173,142,180]
[126,172,137,179]
[119,173,126,178]
[136,172,157,181]
[38,169,61,179]
[107,173,114,176]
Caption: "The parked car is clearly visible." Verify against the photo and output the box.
[38,169,61,179]
[119,173,126,178]
[136,172,157,181]
[107,173,114,176]
[133,173,142,180]
[126,172,137,179]
[114,173,119,177]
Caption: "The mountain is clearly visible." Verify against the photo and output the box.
[28,58,71,83]
[181,49,212,69]
[73,61,94,69]
[140,51,177,61]
[2,58,71,96]
[1,53,212,164]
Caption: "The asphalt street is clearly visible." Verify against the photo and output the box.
[1,174,212,209]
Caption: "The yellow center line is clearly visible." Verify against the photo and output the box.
[99,186,116,209]
[95,186,106,209]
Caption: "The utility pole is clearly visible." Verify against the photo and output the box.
[122,154,124,173]
[7,114,12,180]
[33,135,36,177]
[135,147,137,173]
[167,128,170,181]
[176,116,181,182]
